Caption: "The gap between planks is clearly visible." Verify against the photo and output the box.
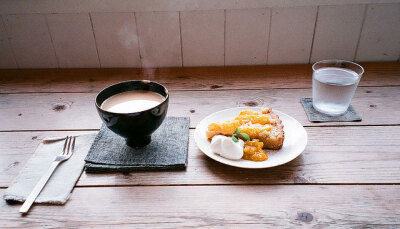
[2,126,400,188]
[1,124,400,133]
[73,183,400,188]
[2,183,400,190]
[2,84,400,95]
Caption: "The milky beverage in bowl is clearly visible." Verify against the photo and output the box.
[101,90,165,113]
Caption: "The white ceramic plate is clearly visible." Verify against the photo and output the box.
[194,107,307,169]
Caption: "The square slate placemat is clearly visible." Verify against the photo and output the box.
[85,117,189,172]
[301,98,362,122]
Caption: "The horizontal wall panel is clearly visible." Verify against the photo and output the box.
[136,11,182,68]
[268,6,317,65]
[225,8,269,66]
[0,16,17,68]
[356,4,400,62]
[181,10,224,66]
[47,13,100,68]
[311,4,365,63]
[91,12,141,68]
[3,14,57,68]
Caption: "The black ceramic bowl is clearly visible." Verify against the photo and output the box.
[95,80,169,147]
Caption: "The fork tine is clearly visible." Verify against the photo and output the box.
[64,136,70,155]
[62,136,69,154]
[71,136,76,152]
[66,136,72,155]
[65,136,76,156]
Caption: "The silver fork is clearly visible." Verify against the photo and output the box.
[19,136,76,214]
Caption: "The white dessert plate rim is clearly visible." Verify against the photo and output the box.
[194,107,308,169]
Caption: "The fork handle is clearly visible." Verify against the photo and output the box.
[19,161,60,214]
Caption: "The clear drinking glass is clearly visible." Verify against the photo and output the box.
[312,60,364,116]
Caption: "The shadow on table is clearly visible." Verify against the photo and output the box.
[200,153,312,184]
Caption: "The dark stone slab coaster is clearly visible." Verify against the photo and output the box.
[300,98,362,122]
[84,117,189,173]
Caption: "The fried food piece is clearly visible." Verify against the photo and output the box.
[206,108,284,149]
[207,120,241,138]
[234,110,275,125]
[206,109,274,138]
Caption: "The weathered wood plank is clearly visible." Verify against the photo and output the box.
[356,4,400,62]
[0,62,399,93]
[1,126,399,188]
[1,185,400,227]
[46,13,100,68]
[135,12,182,68]
[310,4,365,62]
[225,8,269,65]
[0,87,398,131]
[0,131,95,188]
[268,6,317,64]
[181,10,225,66]
[91,12,141,68]
[3,14,58,68]
[0,16,17,69]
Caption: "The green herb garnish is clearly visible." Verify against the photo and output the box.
[232,128,251,142]
[235,128,240,135]
[240,132,250,141]
[232,135,239,143]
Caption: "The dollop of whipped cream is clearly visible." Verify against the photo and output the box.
[210,135,244,160]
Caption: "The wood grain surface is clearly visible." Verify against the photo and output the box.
[1,126,399,188]
[1,186,400,228]
[1,63,399,227]
[0,86,398,131]
[0,62,399,93]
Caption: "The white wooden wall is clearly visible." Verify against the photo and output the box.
[0,3,399,69]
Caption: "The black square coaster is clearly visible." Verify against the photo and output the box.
[301,98,362,122]
[84,117,189,172]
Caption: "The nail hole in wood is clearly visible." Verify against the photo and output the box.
[52,104,66,112]
[297,212,313,222]
[244,101,258,107]
[210,85,223,89]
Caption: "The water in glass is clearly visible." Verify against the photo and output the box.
[312,67,360,115]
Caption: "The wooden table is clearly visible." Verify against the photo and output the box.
[1,63,400,227]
